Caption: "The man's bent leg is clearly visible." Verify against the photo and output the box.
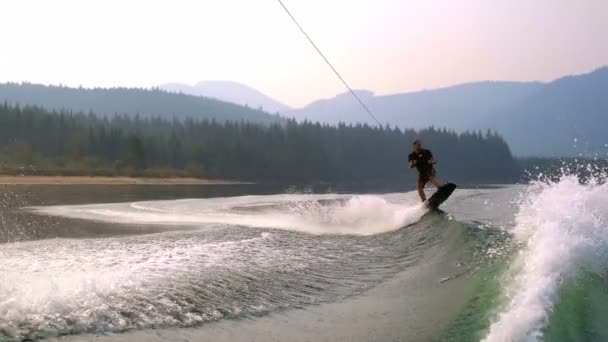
[430,176,442,189]
[417,176,427,202]
[428,169,442,189]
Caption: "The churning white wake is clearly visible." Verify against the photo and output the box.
[483,176,608,341]
[32,193,426,236]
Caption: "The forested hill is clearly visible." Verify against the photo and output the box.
[0,83,282,124]
[0,103,521,183]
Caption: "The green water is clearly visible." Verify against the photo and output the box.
[544,273,608,341]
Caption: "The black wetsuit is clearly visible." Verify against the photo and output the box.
[408,149,435,182]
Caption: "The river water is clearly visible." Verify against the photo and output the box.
[0,179,607,341]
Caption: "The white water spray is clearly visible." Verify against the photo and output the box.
[33,193,427,236]
[484,176,608,341]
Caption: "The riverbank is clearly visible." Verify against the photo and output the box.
[0,175,251,185]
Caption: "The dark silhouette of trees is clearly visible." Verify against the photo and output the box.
[0,103,521,182]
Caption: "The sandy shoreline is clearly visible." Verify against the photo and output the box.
[0,175,252,185]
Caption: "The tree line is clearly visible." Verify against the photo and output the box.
[0,102,521,183]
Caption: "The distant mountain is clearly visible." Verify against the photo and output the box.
[160,81,291,114]
[292,89,376,123]
[0,83,282,124]
[288,83,543,131]
[288,67,608,157]
[494,67,608,156]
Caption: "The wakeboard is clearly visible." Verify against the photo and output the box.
[427,183,457,210]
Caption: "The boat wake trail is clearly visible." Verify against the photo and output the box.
[32,193,427,235]
[1,193,441,340]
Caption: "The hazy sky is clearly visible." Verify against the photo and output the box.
[1,0,607,107]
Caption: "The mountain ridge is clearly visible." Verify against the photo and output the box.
[0,82,282,124]
[2,66,605,157]
[288,67,608,156]
[160,80,291,114]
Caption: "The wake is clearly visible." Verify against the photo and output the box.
[31,193,427,236]
[483,176,608,341]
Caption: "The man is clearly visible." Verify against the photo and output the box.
[408,139,442,202]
